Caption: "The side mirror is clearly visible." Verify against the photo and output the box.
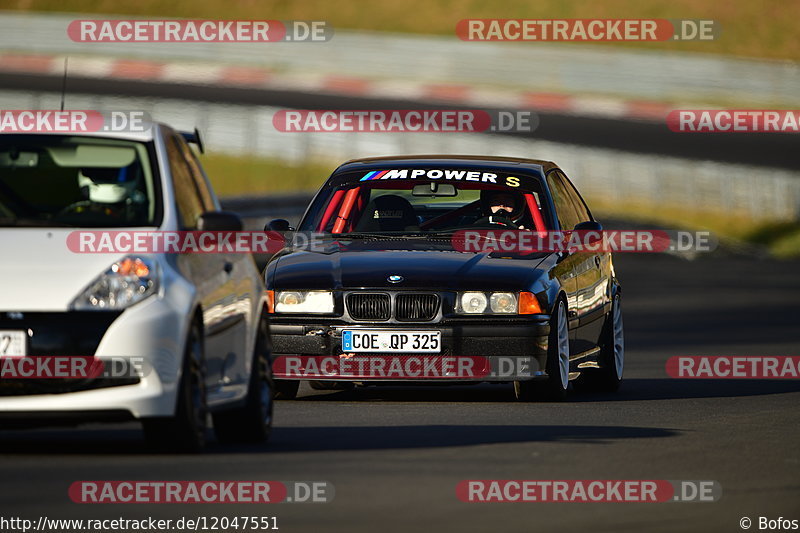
[266,219,294,231]
[573,220,603,244]
[197,211,243,232]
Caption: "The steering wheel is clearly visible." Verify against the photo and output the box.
[55,200,95,218]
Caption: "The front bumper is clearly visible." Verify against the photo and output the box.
[0,294,192,420]
[270,320,550,382]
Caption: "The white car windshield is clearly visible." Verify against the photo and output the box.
[0,135,159,227]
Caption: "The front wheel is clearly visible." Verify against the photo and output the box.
[578,293,624,392]
[142,322,208,452]
[514,299,570,402]
[213,317,273,444]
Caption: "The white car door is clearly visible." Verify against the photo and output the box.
[165,133,250,404]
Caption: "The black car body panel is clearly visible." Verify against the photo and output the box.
[264,155,621,385]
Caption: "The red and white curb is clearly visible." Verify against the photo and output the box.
[0,51,675,122]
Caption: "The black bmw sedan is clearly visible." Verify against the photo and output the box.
[263,155,623,401]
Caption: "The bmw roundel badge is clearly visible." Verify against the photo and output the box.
[387,275,404,283]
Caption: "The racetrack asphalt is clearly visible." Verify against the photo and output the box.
[0,73,798,532]
[1,248,798,533]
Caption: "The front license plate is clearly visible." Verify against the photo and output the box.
[0,330,27,356]
[342,330,441,353]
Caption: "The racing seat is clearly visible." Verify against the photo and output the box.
[354,194,420,232]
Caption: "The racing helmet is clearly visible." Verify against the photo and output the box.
[78,165,139,204]
[479,188,525,223]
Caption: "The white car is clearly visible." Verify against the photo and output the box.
[0,123,272,451]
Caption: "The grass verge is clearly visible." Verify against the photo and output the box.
[201,152,333,197]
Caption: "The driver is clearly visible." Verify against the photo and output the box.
[66,165,146,221]
[476,189,526,228]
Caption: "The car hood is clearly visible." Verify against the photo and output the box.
[269,244,551,291]
[0,229,139,311]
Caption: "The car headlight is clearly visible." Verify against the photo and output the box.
[71,256,160,310]
[273,290,334,314]
[459,292,488,314]
[457,291,541,315]
[490,292,517,313]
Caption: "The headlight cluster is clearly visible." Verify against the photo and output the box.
[71,256,160,310]
[456,291,542,315]
[458,291,516,314]
[268,290,334,314]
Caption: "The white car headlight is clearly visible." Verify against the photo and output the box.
[71,256,160,310]
[457,291,521,314]
[275,290,334,314]
[459,292,488,314]
[490,292,518,313]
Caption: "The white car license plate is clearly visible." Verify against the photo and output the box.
[342,330,441,353]
[0,330,27,356]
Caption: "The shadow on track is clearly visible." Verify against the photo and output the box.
[0,380,795,455]
[0,423,678,455]
[264,424,678,452]
[0,426,153,455]
[291,378,800,403]
[573,378,800,402]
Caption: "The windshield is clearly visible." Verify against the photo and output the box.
[299,168,551,235]
[0,135,159,228]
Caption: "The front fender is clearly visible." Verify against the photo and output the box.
[527,268,565,316]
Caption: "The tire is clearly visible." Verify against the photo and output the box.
[578,293,624,392]
[309,380,355,391]
[142,321,207,452]
[514,299,570,402]
[213,317,274,444]
[273,379,300,400]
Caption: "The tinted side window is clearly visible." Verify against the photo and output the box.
[176,137,218,212]
[558,171,592,223]
[166,135,205,229]
[546,171,581,230]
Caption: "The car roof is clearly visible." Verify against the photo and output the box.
[334,154,560,174]
[0,122,163,142]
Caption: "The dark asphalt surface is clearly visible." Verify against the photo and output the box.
[2,72,799,170]
[1,250,798,533]
[1,71,799,532]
